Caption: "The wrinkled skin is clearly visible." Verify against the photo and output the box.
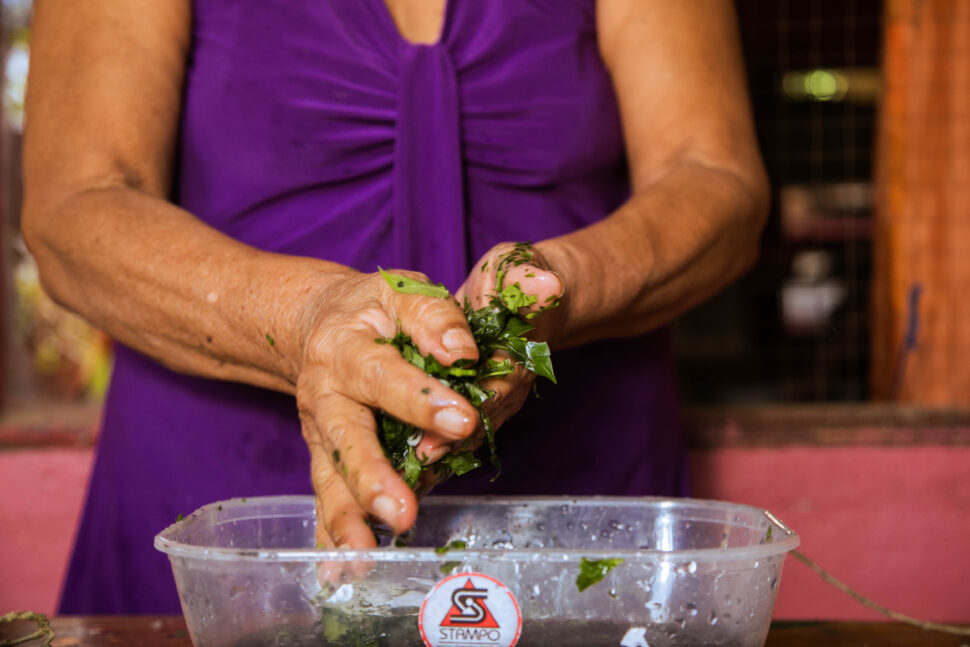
[304,244,563,552]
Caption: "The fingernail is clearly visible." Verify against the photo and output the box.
[442,327,474,353]
[434,408,474,436]
[420,443,453,463]
[372,494,402,525]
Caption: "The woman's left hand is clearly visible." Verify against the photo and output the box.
[452,242,564,445]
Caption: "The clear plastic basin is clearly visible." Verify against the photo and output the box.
[155,495,798,647]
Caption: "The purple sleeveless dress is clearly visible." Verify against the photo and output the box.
[60,0,686,614]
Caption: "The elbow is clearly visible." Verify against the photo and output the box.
[20,197,76,312]
[21,199,48,264]
[730,161,770,279]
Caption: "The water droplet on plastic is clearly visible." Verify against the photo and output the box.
[687,560,697,574]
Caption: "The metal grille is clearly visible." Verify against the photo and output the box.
[674,0,883,403]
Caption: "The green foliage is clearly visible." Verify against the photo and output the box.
[434,540,467,555]
[375,246,558,489]
[379,267,450,298]
[576,557,624,592]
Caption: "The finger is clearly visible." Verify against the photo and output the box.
[459,243,565,313]
[379,269,479,366]
[303,408,381,547]
[502,263,564,313]
[305,428,371,587]
[307,390,421,535]
[479,361,535,430]
[328,328,479,442]
[312,493,373,585]
[313,497,341,550]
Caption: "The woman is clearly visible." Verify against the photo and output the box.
[23,0,768,613]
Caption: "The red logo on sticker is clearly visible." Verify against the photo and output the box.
[440,579,500,628]
[420,572,521,647]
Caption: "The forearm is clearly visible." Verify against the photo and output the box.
[537,159,768,349]
[22,186,354,393]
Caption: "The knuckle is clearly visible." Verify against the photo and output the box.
[358,306,397,338]
[355,353,387,405]
[352,472,383,504]
[313,465,344,500]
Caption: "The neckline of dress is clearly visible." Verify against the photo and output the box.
[373,0,454,49]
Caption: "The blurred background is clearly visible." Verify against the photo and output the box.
[1,0,968,626]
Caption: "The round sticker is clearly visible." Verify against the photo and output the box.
[419,572,522,647]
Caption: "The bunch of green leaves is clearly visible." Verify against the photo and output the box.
[374,256,557,490]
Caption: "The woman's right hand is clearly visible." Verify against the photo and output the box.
[294,268,480,551]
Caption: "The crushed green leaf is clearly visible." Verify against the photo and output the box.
[435,540,467,555]
[176,513,184,522]
[265,333,275,346]
[440,561,462,574]
[374,245,559,490]
[438,452,482,476]
[499,282,539,311]
[379,267,450,298]
[576,557,624,592]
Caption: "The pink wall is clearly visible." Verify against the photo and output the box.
[691,446,970,622]
[0,448,93,614]
[2,444,969,622]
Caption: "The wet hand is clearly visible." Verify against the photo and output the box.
[295,269,479,550]
[454,243,564,438]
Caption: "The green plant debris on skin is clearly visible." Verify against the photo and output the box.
[176,513,184,522]
[265,333,275,346]
[375,246,558,490]
[493,241,534,293]
[499,282,539,311]
[332,449,341,463]
[379,267,450,299]
[576,557,624,592]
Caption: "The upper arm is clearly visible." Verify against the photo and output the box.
[23,0,191,208]
[597,0,767,197]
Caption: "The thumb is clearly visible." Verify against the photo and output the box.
[500,262,564,314]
